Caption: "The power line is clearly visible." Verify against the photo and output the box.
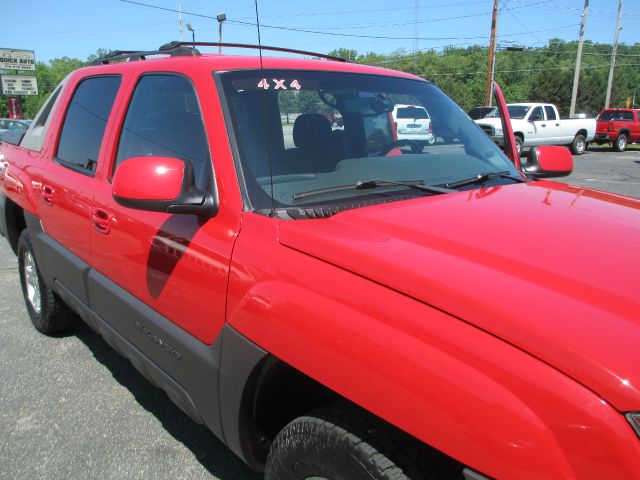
[117,0,574,42]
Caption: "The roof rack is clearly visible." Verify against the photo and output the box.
[92,45,200,65]
[160,41,348,62]
[92,41,348,66]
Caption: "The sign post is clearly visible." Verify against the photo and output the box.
[8,97,22,119]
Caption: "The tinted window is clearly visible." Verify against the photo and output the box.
[529,106,544,121]
[544,106,557,120]
[115,75,211,188]
[397,107,429,119]
[57,76,121,174]
[221,70,521,212]
[599,110,634,121]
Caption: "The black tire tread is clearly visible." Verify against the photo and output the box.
[613,133,627,152]
[266,402,461,480]
[18,230,75,334]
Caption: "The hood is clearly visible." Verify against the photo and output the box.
[278,181,640,411]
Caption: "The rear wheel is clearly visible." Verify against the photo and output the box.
[613,133,627,152]
[570,134,587,155]
[265,404,460,480]
[18,230,75,334]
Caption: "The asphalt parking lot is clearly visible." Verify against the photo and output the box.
[1,146,639,480]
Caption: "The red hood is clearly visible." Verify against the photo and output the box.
[278,181,640,411]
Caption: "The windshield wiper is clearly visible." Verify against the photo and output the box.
[443,171,526,189]
[293,179,454,200]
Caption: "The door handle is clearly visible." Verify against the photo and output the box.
[555,123,560,126]
[91,208,111,234]
[42,186,55,206]
[541,123,546,127]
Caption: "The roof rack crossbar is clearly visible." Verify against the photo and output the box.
[92,45,200,65]
[160,41,348,62]
[92,41,348,66]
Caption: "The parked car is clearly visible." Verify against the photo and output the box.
[0,118,29,135]
[467,105,497,120]
[2,42,640,480]
[594,108,640,152]
[392,104,435,145]
[475,103,596,155]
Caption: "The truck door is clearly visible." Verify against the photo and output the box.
[526,106,546,146]
[39,75,121,303]
[90,73,240,344]
[543,105,562,144]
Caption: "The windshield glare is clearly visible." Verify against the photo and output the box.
[487,105,530,120]
[220,70,520,212]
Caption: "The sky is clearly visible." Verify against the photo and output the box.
[2,0,639,64]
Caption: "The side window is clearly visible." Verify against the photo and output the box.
[114,74,211,189]
[20,82,64,151]
[621,111,634,121]
[529,106,544,122]
[544,106,557,121]
[56,76,121,174]
[364,114,394,154]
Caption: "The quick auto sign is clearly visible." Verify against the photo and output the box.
[0,48,36,71]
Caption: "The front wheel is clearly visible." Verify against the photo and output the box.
[570,134,587,155]
[613,133,627,152]
[514,136,523,156]
[18,230,75,334]
[265,405,459,480]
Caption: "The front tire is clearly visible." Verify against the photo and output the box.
[514,136,523,156]
[613,133,627,152]
[18,230,75,334]
[265,405,459,480]
[570,134,587,155]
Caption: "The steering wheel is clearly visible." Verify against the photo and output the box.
[378,139,423,156]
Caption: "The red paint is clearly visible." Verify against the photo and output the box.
[8,96,22,119]
[595,108,640,144]
[112,156,184,201]
[535,145,573,173]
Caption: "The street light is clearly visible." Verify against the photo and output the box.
[217,13,227,54]
[186,23,195,44]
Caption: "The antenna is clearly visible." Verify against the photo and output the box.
[254,0,264,68]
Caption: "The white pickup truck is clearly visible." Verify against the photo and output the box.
[475,103,596,155]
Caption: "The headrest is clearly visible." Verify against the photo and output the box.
[293,114,332,149]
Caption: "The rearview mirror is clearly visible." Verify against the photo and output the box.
[112,156,218,217]
[522,146,573,178]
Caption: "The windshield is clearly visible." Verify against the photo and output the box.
[487,105,530,119]
[219,70,521,214]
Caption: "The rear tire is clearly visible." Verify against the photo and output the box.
[18,230,75,334]
[613,134,627,152]
[265,404,460,480]
[570,134,587,155]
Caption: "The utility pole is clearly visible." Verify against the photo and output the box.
[605,0,623,109]
[484,0,499,107]
[569,0,589,118]
[178,0,183,41]
[413,0,419,53]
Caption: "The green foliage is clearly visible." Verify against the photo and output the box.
[357,39,640,116]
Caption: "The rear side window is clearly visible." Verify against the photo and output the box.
[114,74,212,189]
[57,76,121,174]
[544,106,557,120]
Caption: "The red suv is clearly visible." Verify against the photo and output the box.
[594,108,640,151]
[1,42,640,479]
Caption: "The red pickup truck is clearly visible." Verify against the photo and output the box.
[1,43,640,480]
[594,108,640,152]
